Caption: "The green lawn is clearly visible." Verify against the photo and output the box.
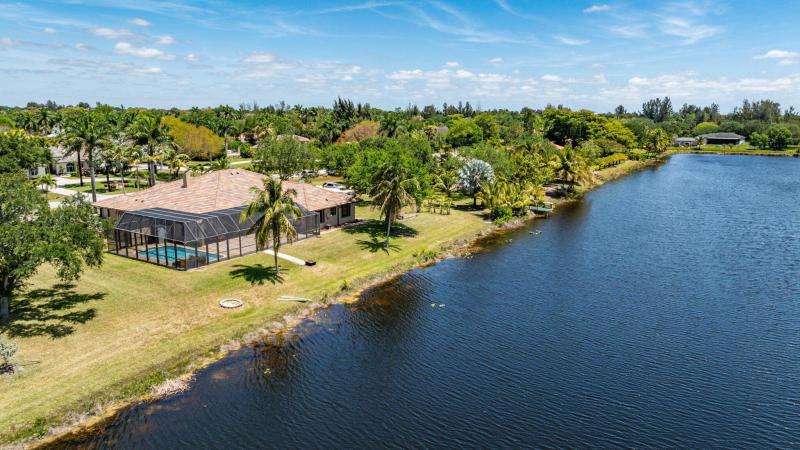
[669,144,799,156]
[0,202,490,443]
[45,192,65,201]
[62,183,140,195]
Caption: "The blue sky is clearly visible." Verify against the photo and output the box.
[1,0,799,111]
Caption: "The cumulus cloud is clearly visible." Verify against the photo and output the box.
[541,74,562,82]
[157,35,175,45]
[114,42,175,60]
[583,4,610,13]
[443,61,460,67]
[129,18,150,27]
[89,27,135,40]
[43,27,56,34]
[489,57,503,63]
[185,53,199,62]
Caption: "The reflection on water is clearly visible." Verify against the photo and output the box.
[48,155,800,448]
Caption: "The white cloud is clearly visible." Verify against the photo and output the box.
[608,24,647,38]
[185,53,199,62]
[89,27,135,40]
[243,52,277,63]
[660,17,721,44]
[541,74,562,82]
[443,61,460,67]
[157,35,175,45]
[583,4,610,13]
[555,35,589,46]
[0,37,14,46]
[114,42,175,60]
[43,27,56,34]
[489,57,503,63]
[75,42,88,51]
[453,69,475,79]
[129,18,150,27]
[387,69,425,80]
[778,59,799,66]
[755,49,798,59]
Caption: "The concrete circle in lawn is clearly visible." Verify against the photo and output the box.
[219,298,243,309]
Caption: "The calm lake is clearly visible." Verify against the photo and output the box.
[52,154,800,448]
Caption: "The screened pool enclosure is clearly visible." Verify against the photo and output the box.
[107,207,320,270]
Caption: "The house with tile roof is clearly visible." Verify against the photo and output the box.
[94,168,356,269]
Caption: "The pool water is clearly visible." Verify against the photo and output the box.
[137,245,219,263]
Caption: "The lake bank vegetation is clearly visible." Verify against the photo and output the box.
[1,96,798,444]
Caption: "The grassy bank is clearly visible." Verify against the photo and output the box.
[0,202,491,444]
[668,144,799,157]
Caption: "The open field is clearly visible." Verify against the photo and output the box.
[0,201,490,443]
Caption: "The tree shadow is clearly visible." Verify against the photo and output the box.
[356,236,401,254]
[0,283,105,339]
[343,219,418,239]
[230,264,285,285]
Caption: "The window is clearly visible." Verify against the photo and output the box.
[340,203,351,217]
[329,207,337,215]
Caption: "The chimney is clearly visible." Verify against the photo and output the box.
[182,169,189,188]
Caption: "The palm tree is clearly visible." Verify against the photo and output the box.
[124,147,143,191]
[240,178,302,275]
[476,177,507,212]
[36,174,56,194]
[162,149,190,179]
[433,170,459,198]
[551,145,592,193]
[459,159,494,206]
[127,114,174,187]
[61,109,111,202]
[369,171,419,250]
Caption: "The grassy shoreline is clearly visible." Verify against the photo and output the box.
[0,154,683,446]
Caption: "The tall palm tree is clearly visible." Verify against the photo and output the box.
[240,178,302,275]
[369,171,419,250]
[127,114,174,187]
[59,136,85,187]
[61,109,111,202]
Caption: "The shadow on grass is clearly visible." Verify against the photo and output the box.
[230,264,285,285]
[343,219,418,239]
[0,283,105,339]
[356,236,401,254]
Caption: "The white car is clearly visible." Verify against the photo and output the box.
[321,182,355,196]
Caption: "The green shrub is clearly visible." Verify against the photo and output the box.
[628,149,649,160]
[595,153,628,169]
[491,206,514,224]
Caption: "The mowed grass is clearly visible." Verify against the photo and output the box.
[669,144,799,156]
[0,202,490,443]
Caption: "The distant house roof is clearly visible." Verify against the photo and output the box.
[276,134,311,143]
[675,137,698,142]
[93,168,351,214]
[699,132,746,140]
[434,126,449,135]
[50,145,85,163]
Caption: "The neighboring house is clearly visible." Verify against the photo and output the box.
[699,132,746,145]
[92,168,357,269]
[674,137,699,147]
[27,145,85,179]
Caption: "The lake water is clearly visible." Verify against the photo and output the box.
[50,155,800,448]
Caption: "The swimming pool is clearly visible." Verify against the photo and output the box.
[137,245,220,263]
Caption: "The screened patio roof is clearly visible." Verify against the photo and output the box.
[114,207,260,245]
